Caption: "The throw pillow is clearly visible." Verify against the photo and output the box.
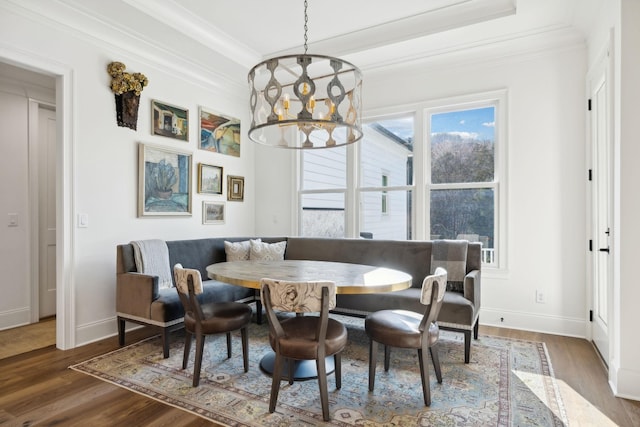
[250,240,287,261]
[224,239,261,261]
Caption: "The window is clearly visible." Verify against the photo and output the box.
[300,145,347,237]
[381,174,389,214]
[297,91,505,267]
[359,115,414,240]
[428,104,499,265]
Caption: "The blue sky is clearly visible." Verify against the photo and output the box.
[431,106,495,141]
[368,106,495,142]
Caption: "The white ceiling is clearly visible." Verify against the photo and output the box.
[116,0,602,69]
[3,0,604,85]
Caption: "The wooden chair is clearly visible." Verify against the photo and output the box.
[365,267,447,405]
[173,264,252,387]
[260,278,348,422]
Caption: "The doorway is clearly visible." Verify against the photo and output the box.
[0,60,64,350]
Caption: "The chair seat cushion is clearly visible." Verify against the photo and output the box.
[438,291,476,325]
[150,279,254,323]
[184,302,252,334]
[365,309,439,349]
[269,316,348,360]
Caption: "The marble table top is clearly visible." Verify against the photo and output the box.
[207,260,412,294]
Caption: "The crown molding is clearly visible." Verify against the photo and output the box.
[1,0,247,96]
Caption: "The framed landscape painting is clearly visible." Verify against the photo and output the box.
[138,143,192,216]
[202,201,225,224]
[198,163,223,194]
[152,100,189,141]
[199,107,240,157]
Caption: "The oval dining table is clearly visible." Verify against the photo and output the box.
[207,259,413,380]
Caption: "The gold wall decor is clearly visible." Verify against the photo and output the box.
[107,61,148,130]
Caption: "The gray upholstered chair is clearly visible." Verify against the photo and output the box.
[365,267,447,406]
[174,264,252,387]
[431,239,481,363]
[260,278,348,422]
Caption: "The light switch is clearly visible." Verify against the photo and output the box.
[78,213,89,228]
[8,213,18,227]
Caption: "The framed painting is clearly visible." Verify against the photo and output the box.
[138,143,192,216]
[198,163,223,194]
[151,100,189,141]
[199,106,240,157]
[227,175,244,201]
[202,201,225,224]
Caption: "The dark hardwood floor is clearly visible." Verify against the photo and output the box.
[1,324,639,426]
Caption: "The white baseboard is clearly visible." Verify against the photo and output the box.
[0,307,31,331]
[75,316,142,347]
[611,363,640,401]
[480,307,587,338]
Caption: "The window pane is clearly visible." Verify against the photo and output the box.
[362,116,414,186]
[431,107,495,184]
[301,145,346,190]
[360,190,412,240]
[301,193,344,237]
[430,188,495,263]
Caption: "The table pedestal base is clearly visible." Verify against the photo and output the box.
[259,352,335,381]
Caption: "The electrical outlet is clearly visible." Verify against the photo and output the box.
[536,289,545,304]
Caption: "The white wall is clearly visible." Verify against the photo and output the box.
[386,47,588,337]
[0,5,256,344]
[586,0,640,402]
[258,43,588,336]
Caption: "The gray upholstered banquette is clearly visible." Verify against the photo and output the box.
[116,236,481,361]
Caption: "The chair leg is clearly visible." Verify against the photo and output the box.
[241,327,249,373]
[384,345,391,371]
[430,345,442,383]
[117,317,125,346]
[417,348,431,406]
[255,297,263,325]
[288,358,294,385]
[226,332,232,359]
[182,331,192,369]
[368,339,378,392]
[473,316,480,339]
[193,333,205,387]
[162,327,170,359]
[316,355,330,421]
[464,330,472,363]
[334,353,342,389]
[269,353,284,413]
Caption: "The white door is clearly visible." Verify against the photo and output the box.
[589,53,612,364]
[38,106,56,318]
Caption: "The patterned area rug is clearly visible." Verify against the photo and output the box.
[70,316,567,426]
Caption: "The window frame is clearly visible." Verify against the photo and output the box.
[296,89,507,270]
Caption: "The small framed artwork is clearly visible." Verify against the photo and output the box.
[151,100,189,141]
[203,201,225,224]
[227,175,244,201]
[199,107,241,157]
[138,143,192,216]
[198,163,223,194]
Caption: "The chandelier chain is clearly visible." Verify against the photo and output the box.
[303,0,308,54]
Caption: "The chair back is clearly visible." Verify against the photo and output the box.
[419,267,447,332]
[260,278,336,342]
[173,263,205,322]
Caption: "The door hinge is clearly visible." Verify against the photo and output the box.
[588,99,592,111]
[589,310,593,322]
[588,169,593,181]
[589,239,593,251]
